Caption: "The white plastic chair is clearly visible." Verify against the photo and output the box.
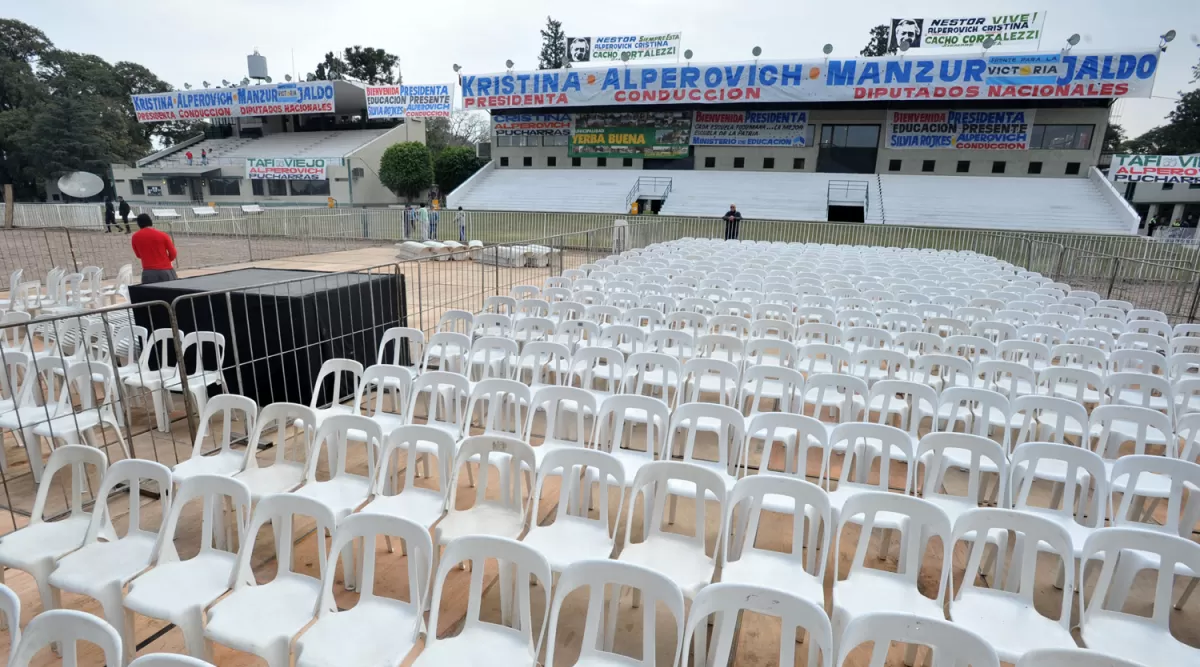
[124,474,251,661]
[522,448,624,574]
[824,422,916,520]
[433,435,535,564]
[545,559,685,667]
[232,402,317,503]
[361,424,454,537]
[685,582,834,667]
[722,475,831,609]
[464,378,532,439]
[47,458,173,661]
[1016,648,1146,667]
[10,608,123,667]
[0,582,17,664]
[413,535,551,667]
[0,446,109,617]
[593,394,670,486]
[354,363,412,439]
[204,493,336,667]
[128,655,216,667]
[1078,527,1200,665]
[294,513,433,667]
[171,393,257,482]
[831,492,952,658]
[616,461,722,606]
[292,414,384,590]
[1009,442,1108,572]
[836,611,1000,667]
[948,508,1077,663]
[917,432,1009,528]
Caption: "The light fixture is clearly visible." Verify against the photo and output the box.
[452,63,462,72]
[620,52,631,63]
[183,82,192,89]
[202,80,210,88]
[1063,33,1080,53]
[752,46,762,57]
[264,76,273,83]
[221,79,231,87]
[982,36,997,52]
[684,49,694,60]
[241,77,250,85]
[284,74,292,82]
[505,59,514,69]
[899,40,911,53]
[822,44,833,55]
[1160,29,1177,51]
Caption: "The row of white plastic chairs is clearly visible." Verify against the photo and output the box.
[1,265,132,315]
[4,428,1196,667]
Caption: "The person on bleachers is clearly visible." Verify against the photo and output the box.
[185,150,193,166]
[201,149,208,165]
[723,204,742,240]
[117,196,132,233]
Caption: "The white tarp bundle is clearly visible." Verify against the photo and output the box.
[476,245,526,267]
[442,240,469,260]
[467,240,484,261]
[395,240,432,261]
[423,240,450,261]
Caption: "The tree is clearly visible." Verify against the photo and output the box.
[314,46,400,84]
[1103,122,1126,153]
[379,141,433,201]
[424,110,491,155]
[1122,89,1200,155]
[434,146,483,194]
[538,16,568,69]
[861,24,896,57]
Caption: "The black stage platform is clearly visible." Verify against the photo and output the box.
[130,268,405,407]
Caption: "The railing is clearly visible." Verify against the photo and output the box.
[624,176,674,210]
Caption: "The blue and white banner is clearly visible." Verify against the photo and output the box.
[886,109,1035,150]
[566,33,682,64]
[365,83,453,119]
[691,110,808,146]
[889,12,1045,50]
[460,49,1158,110]
[132,81,336,122]
[1109,155,1200,185]
[492,113,572,137]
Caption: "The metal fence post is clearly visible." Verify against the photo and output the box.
[1106,257,1120,298]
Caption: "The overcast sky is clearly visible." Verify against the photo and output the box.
[7,0,1198,136]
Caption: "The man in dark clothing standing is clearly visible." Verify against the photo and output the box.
[723,204,742,240]
[131,213,179,283]
[103,196,118,233]
[117,196,132,233]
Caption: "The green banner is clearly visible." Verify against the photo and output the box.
[569,111,691,159]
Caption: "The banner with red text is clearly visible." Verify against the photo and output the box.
[886,109,1035,149]
[246,157,328,181]
[132,81,336,122]
[691,110,808,146]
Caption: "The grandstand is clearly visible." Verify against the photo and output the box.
[139,129,394,169]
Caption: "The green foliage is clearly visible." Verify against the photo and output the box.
[539,16,567,69]
[1103,123,1126,153]
[314,46,400,84]
[1123,89,1200,155]
[0,18,200,200]
[379,142,433,200]
[434,147,483,194]
[861,24,896,57]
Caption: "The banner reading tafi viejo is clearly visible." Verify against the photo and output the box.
[246,158,328,181]
[460,49,1159,110]
[566,33,682,64]
[365,83,453,119]
[691,110,808,146]
[1108,155,1200,185]
[569,111,691,159]
[886,109,1035,150]
[889,12,1045,50]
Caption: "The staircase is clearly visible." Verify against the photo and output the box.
[626,176,673,211]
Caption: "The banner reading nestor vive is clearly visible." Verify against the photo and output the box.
[460,49,1158,110]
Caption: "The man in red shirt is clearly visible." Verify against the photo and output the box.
[131,213,179,283]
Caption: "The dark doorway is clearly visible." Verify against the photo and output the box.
[817,124,881,174]
[828,205,866,223]
[189,178,204,202]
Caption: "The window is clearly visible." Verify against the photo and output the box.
[545,135,569,147]
[571,157,581,167]
[500,156,509,167]
[956,160,970,173]
[733,157,745,169]
[763,157,775,169]
[267,179,287,196]
[208,178,241,196]
[888,159,902,172]
[51,194,61,201]
[166,178,187,195]
[518,135,541,147]
[1030,124,1094,150]
[992,161,1006,174]
[622,158,633,167]
[1163,183,1175,191]
[289,179,330,196]
[793,158,805,170]
[1190,183,1200,190]
[597,157,607,167]
[1027,162,1043,175]
[704,156,716,168]
[1065,162,1081,175]
[496,135,515,147]
[522,156,532,167]
[129,179,145,195]
[821,124,881,147]
[921,160,935,173]
[546,156,557,167]
[252,179,264,196]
